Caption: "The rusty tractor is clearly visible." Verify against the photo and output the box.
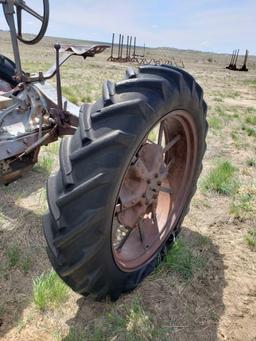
[0,0,207,300]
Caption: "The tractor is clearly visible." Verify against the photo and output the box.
[0,0,207,300]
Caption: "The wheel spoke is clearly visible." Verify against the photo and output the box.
[138,222,144,243]
[116,229,132,251]
[159,186,172,194]
[19,3,43,21]
[16,7,22,37]
[157,122,164,145]
[115,203,121,214]
[163,135,180,153]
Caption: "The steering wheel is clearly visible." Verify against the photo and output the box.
[3,0,49,45]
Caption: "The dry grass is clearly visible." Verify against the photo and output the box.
[1,30,256,340]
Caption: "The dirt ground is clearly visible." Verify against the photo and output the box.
[0,31,256,340]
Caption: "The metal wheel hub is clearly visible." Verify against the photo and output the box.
[112,110,197,272]
[117,143,167,229]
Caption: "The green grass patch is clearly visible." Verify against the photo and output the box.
[6,245,20,267]
[202,160,239,195]
[33,270,69,311]
[230,194,255,219]
[246,158,256,167]
[213,97,224,103]
[245,229,256,250]
[64,297,164,340]
[215,105,226,116]
[244,80,256,87]
[34,142,59,174]
[245,115,256,125]
[35,154,54,174]
[160,238,205,280]
[208,116,222,130]
[242,125,256,137]
[226,91,240,99]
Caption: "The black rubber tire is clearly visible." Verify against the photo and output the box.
[43,65,208,300]
[0,54,18,87]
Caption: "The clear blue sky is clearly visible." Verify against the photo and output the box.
[0,0,255,54]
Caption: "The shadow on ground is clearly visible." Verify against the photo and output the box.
[64,227,226,341]
[0,170,226,341]
[0,170,51,339]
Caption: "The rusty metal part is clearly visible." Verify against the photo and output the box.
[117,143,167,229]
[0,149,39,185]
[0,127,57,160]
[226,49,249,72]
[112,110,198,271]
[239,49,249,72]
[226,49,239,70]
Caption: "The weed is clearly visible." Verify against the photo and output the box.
[202,160,238,195]
[33,270,69,311]
[244,80,256,87]
[6,245,20,267]
[0,304,5,316]
[213,97,224,103]
[246,158,256,167]
[22,255,31,274]
[226,91,240,99]
[231,130,239,141]
[245,229,256,250]
[160,239,205,280]
[215,105,226,116]
[242,125,256,137]
[230,185,256,219]
[208,116,222,130]
[35,154,54,174]
[68,297,163,341]
[64,328,86,341]
[245,115,256,125]
[246,107,256,114]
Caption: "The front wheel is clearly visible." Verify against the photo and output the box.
[43,65,208,300]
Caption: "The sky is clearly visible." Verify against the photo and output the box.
[0,0,255,54]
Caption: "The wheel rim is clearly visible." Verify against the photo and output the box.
[112,110,198,272]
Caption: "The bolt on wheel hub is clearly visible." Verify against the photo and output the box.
[117,143,167,229]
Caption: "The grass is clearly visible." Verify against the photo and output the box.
[108,297,165,340]
[230,194,254,219]
[22,255,32,274]
[34,141,59,174]
[202,160,239,195]
[6,244,20,267]
[245,229,256,250]
[215,105,226,116]
[33,270,69,311]
[64,328,86,341]
[244,79,256,87]
[245,115,256,125]
[159,238,205,280]
[246,158,256,167]
[208,116,222,130]
[64,297,164,341]
[242,125,256,137]
[226,91,240,99]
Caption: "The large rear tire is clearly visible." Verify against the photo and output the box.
[43,65,207,300]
